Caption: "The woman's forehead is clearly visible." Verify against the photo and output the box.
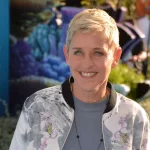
[70,31,108,46]
[72,30,108,40]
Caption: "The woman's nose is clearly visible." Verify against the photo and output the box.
[82,55,94,68]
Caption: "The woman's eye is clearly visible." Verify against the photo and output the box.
[74,51,82,55]
[94,51,103,56]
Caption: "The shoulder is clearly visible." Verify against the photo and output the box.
[117,93,149,121]
[23,85,62,111]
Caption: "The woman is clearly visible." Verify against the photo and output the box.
[9,9,149,150]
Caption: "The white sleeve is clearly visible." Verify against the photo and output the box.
[9,110,28,150]
[133,110,150,150]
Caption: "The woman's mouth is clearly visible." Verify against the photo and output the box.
[80,72,97,77]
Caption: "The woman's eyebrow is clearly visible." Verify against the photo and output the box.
[72,47,82,50]
[93,47,106,51]
[93,48,102,50]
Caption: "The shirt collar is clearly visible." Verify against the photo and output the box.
[62,76,117,113]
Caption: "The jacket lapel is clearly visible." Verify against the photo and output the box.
[61,76,117,113]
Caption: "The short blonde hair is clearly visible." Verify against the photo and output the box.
[66,9,119,50]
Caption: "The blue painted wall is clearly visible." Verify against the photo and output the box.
[0,0,9,115]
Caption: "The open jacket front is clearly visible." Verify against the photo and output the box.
[9,77,150,150]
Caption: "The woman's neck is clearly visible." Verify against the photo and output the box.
[71,83,109,103]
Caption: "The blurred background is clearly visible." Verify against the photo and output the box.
[0,0,150,149]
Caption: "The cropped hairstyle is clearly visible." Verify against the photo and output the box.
[66,8,119,51]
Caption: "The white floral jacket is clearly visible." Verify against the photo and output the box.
[9,77,150,150]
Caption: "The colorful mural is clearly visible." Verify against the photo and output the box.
[9,0,85,115]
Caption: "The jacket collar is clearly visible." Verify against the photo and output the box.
[62,77,117,113]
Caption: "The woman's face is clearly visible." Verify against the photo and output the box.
[64,31,121,93]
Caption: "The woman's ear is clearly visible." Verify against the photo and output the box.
[63,45,69,64]
[112,47,122,68]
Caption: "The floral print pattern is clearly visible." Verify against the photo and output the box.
[22,86,73,150]
[113,115,132,148]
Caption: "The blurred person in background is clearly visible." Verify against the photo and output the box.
[134,0,150,76]
[135,0,150,50]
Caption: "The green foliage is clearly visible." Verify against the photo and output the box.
[81,0,137,19]
[118,0,136,19]
[0,117,18,150]
[81,0,116,8]
[109,63,145,99]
